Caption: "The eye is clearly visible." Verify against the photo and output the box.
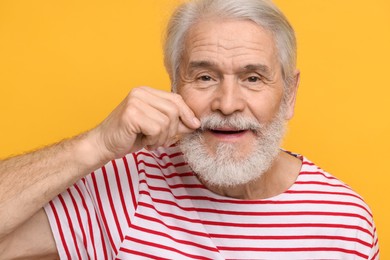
[247,76,261,83]
[198,75,213,81]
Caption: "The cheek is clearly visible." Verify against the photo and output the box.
[178,87,209,118]
[247,94,283,122]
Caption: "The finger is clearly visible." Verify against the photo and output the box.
[131,87,199,139]
[132,102,195,149]
[140,87,201,130]
[134,105,172,147]
[130,88,182,137]
[178,122,197,135]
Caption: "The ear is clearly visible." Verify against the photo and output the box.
[284,70,300,120]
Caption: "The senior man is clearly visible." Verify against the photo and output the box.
[0,0,379,259]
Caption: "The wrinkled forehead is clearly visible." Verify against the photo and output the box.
[181,19,279,72]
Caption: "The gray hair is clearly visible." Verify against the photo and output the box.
[163,0,297,97]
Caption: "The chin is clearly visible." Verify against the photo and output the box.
[179,133,280,188]
[179,108,286,187]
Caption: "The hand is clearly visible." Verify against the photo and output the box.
[90,86,200,161]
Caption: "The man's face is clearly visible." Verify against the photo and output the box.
[176,19,298,187]
[178,19,294,157]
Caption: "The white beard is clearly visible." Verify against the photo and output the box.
[179,106,287,188]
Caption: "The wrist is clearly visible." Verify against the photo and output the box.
[71,130,112,174]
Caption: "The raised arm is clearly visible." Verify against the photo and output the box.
[0,86,200,258]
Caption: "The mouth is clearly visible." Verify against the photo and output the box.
[206,128,251,141]
[209,129,247,135]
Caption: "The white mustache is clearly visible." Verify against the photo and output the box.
[198,113,262,133]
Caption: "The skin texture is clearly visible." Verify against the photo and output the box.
[178,19,301,199]
[0,19,300,258]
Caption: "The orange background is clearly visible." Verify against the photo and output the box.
[1,0,389,256]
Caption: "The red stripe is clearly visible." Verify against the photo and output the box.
[285,190,363,201]
[135,212,208,237]
[112,160,131,227]
[218,246,368,259]
[374,236,379,246]
[301,160,315,166]
[76,181,97,260]
[49,201,71,259]
[141,180,368,208]
[130,224,219,252]
[119,248,170,260]
[91,171,117,255]
[138,159,187,170]
[299,171,338,180]
[139,181,372,225]
[102,164,124,241]
[95,211,109,259]
[162,171,194,178]
[123,156,138,211]
[145,182,205,190]
[212,234,371,247]
[134,213,371,248]
[138,164,365,212]
[136,150,183,160]
[58,194,82,259]
[139,190,372,224]
[371,232,380,259]
[295,181,351,189]
[371,248,380,259]
[124,236,213,260]
[140,170,205,189]
[137,166,194,179]
[67,187,88,256]
[138,201,372,236]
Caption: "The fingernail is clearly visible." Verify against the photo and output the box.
[193,117,201,127]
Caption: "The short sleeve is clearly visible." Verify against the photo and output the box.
[44,154,140,259]
[369,221,380,259]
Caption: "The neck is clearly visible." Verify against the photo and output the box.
[198,151,302,200]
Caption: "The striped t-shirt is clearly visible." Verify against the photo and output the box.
[44,146,380,259]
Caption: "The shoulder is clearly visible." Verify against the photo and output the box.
[292,155,374,221]
[297,155,361,195]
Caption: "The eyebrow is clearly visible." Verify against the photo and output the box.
[243,64,271,75]
[188,60,218,71]
[188,60,272,77]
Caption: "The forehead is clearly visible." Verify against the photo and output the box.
[182,19,278,69]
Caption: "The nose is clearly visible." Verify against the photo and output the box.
[210,77,246,115]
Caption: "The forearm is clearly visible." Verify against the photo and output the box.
[0,130,107,239]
